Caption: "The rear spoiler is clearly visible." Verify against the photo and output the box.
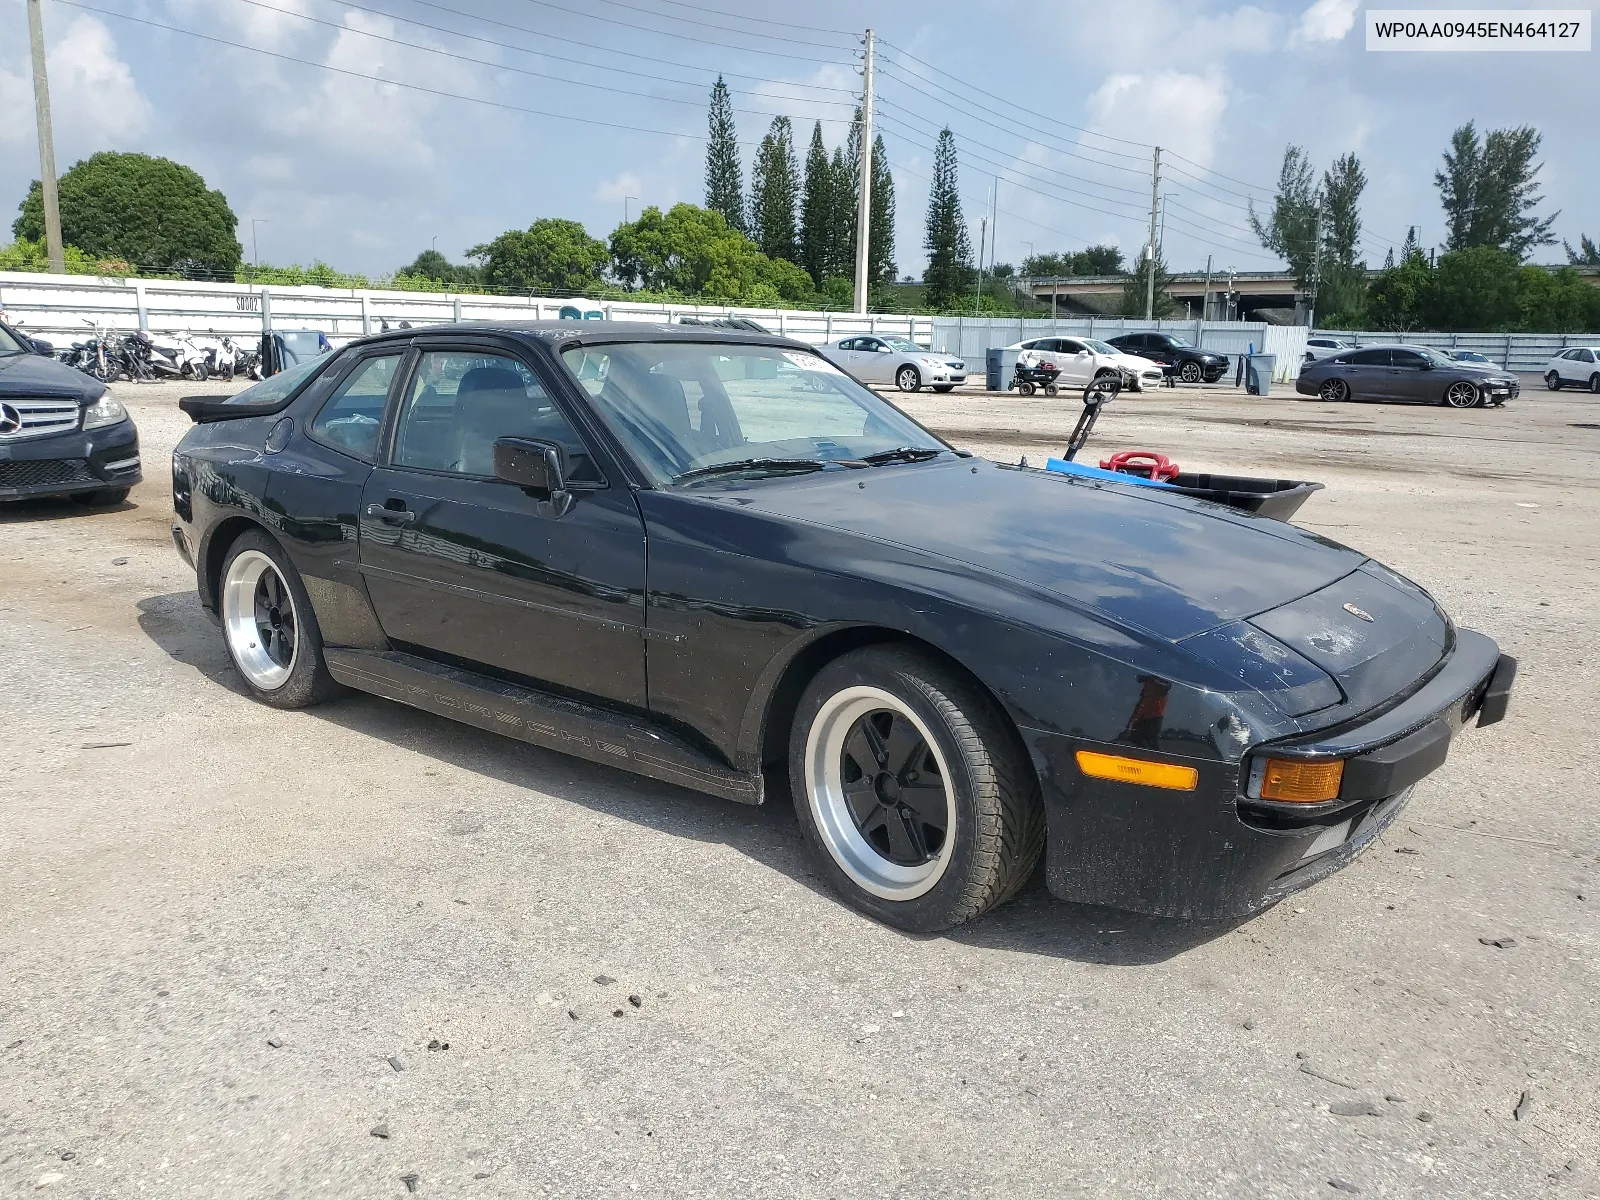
[178,395,291,423]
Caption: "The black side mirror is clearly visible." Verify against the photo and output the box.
[32,340,54,356]
[1418,359,1434,370]
[493,437,572,514]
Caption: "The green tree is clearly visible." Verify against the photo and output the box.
[1517,265,1600,332]
[1116,250,1175,317]
[704,76,746,235]
[1021,245,1126,276]
[1364,247,1431,331]
[400,248,482,290]
[1314,153,1368,322]
[1436,122,1557,259]
[1565,234,1600,265]
[827,145,853,279]
[1420,246,1522,330]
[1248,145,1319,281]
[468,218,609,293]
[922,128,972,308]
[868,133,897,285]
[13,151,240,275]
[749,116,799,263]
[798,122,833,285]
[608,202,812,304]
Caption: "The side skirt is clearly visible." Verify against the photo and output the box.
[324,648,763,805]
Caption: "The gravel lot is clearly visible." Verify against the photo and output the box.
[2,374,1597,1198]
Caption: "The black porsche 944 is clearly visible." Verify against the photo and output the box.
[170,323,1514,931]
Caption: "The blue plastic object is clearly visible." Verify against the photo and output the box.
[1044,457,1176,487]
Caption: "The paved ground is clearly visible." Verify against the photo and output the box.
[2,375,1597,1198]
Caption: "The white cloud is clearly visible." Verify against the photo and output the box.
[1297,0,1361,43]
[167,0,313,52]
[0,14,149,149]
[1086,71,1230,169]
[596,172,643,203]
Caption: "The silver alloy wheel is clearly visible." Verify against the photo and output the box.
[1319,378,1349,402]
[896,365,920,392]
[221,549,299,690]
[1591,373,1600,394]
[804,685,956,901]
[1445,380,1480,408]
[1180,361,1201,383]
[1546,371,1561,390]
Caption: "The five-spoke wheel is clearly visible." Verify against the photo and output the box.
[790,646,1043,932]
[218,530,340,708]
[896,365,922,393]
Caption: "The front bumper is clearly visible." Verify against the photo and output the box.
[0,419,142,501]
[1027,628,1513,920]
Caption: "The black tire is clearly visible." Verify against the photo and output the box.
[788,646,1045,933]
[193,362,209,382]
[1546,371,1562,391]
[1044,383,1059,396]
[895,364,921,393]
[218,529,341,709]
[71,487,131,507]
[1590,373,1600,394]
[1318,378,1349,403]
[1179,361,1202,384]
[1443,379,1480,409]
[1018,381,1035,396]
[932,384,956,393]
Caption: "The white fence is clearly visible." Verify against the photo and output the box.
[1312,328,1592,373]
[0,271,933,349]
[929,316,1310,382]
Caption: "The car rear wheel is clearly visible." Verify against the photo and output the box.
[1179,361,1202,384]
[1546,371,1562,390]
[1590,373,1600,394]
[1443,380,1480,408]
[219,530,340,709]
[1318,378,1349,402]
[789,646,1044,932]
[71,487,131,507]
[896,365,921,392]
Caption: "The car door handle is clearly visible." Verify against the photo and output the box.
[365,503,415,524]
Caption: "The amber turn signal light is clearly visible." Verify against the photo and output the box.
[1258,757,1345,803]
[1075,750,1198,791]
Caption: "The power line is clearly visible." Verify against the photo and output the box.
[502,0,850,61]
[310,0,863,97]
[217,0,858,118]
[57,0,765,143]
[593,0,857,40]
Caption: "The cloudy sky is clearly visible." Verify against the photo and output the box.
[0,0,1594,278]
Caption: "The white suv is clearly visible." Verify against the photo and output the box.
[1544,346,1600,392]
[1304,336,1355,362]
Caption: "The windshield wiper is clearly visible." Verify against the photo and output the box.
[674,458,830,483]
[859,447,946,465]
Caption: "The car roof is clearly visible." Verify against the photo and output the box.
[338,319,815,354]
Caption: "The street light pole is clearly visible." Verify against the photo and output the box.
[26,0,65,274]
[251,219,268,277]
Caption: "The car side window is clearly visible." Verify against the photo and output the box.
[1391,349,1426,368]
[1346,349,1390,366]
[1580,349,1596,363]
[1059,339,1085,354]
[839,338,860,351]
[391,350,603,484]
[309,353,402,461]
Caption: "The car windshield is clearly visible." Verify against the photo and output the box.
[223,354,328,404]
[1165,335,1192,347]
[1084,339,1118,355]
[561,342,948,485]
[880,337,923,353]
[0,325,27,355]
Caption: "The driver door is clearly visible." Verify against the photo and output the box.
[1054,338,1094,385]
[855,337,892,383]
[357,342,648,708]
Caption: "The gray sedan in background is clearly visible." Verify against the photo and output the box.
[817,335,967,392]
[1297,344,1518,409]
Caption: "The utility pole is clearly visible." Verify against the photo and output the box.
[973,214,987,315]
[26,0,65,274]
[1307,203,1324,329]
[851,28,875,315]
[1201,253,1213,321]
[1144,145,1162,321]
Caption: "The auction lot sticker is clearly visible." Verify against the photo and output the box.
[1367,9,1591,50]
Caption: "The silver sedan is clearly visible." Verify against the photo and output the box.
[817,335,967,393]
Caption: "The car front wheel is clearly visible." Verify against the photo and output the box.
[1546,371,1562,390]
[789,646,1044,933]
[219,529,341,709]
[1443,380,1480,408]
[1179,361,1202,383]
[896,365,921,392]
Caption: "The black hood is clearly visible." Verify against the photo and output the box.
[0,353,100,402]
[721,456,1366,643]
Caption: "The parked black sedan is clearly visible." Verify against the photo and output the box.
[1297,345,1519,408]
[171,323,1513,931]
[0,321,141,505]
[1107,331,1229,383]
